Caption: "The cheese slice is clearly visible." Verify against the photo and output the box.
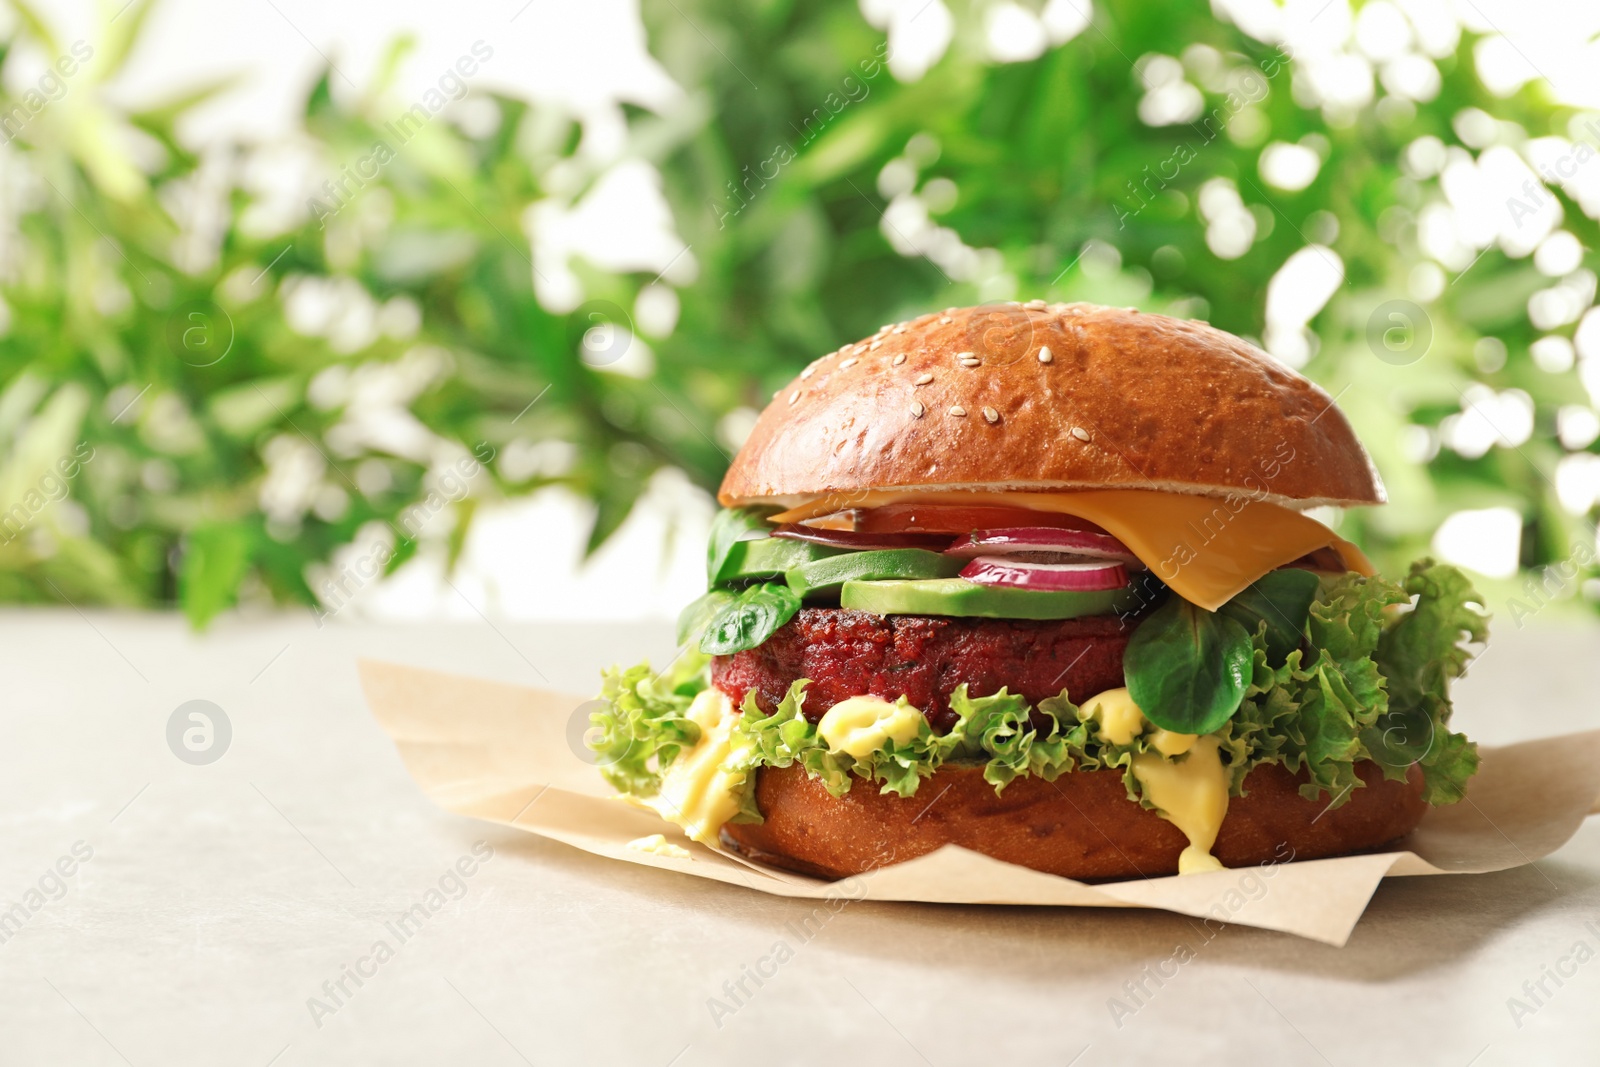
[768,489,1373,611]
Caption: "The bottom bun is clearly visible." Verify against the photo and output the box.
[721,760,1426,881]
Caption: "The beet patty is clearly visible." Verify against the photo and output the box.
[710,607,1131,730]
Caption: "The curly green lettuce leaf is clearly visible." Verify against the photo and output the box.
[730,682,1087,797]
[733,681,961,798]
[1232,562,1482,807]
[1371,559,1487,803]
[587,651,710,795]
[950,687,1084,791]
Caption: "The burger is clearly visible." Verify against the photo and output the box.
[588,303,1486,881]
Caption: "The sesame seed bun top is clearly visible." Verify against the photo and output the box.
[717,302,1385,511]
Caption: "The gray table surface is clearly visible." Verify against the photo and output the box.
[2,607,1598,1066]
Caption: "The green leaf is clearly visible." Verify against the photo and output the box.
[179,523,253,630]
[1373,560,1486,804]
[706,506,777,586]
[1219,568,1320,666]
[699,581,800,655]
[1124,596,1254,734]
[588,659,705,795]
[130,74,248,134]
[731,680,1073,800]
[585,491,637,558]
[949,686,1081,792]
[676,588,736,647]
[6,0,61,56]
[445,497,477,572]
[97,0,158,81]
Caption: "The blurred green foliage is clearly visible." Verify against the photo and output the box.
[0,0,1595,625]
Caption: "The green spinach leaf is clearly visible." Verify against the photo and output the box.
[1124,596,1254,734]
[676,588,736,647]
[706,506,778,587]
[700,582,801,655]
[1219,568,1321,666]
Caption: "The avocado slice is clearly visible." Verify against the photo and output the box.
[786,548,964,598]
[840,577,1125,620]
[715,538,845,583]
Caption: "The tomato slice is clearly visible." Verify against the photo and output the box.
[809,504,1108,536]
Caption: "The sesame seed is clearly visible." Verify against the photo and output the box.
[914,373,934,386]
[789,391,801,405]
[1071,426,1091,442]
[892,326,907,334]
[959,357,981,367]
[801,366,816,379]
[983,406,999,423]
[869,339,883,350]
[840,358,858,369]
[949,406,966,417]
[892,353,907,365]
[910,401,925,418]
[954,351,975,361]
[939,316,952,325]
[879,324,894,333]
[944,306,958,313]
[1038,346,1053,364]
[1026,299,1046,309]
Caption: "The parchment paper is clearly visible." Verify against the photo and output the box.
[358,659,1600,946]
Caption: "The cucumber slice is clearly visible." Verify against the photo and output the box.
[840,577,1125,620]
[786,548,964,598]
[716,538,845,583]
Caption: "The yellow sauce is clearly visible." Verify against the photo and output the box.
[1083,687,1225,874]
[818,695,922,757]
[1082,688,1147,746]
[1148,729,1198,757]
[626,834,692,859]
[1131,735,1230,874]
[637,688,751,846]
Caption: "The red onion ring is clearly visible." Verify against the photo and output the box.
[960,556,1130,592]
